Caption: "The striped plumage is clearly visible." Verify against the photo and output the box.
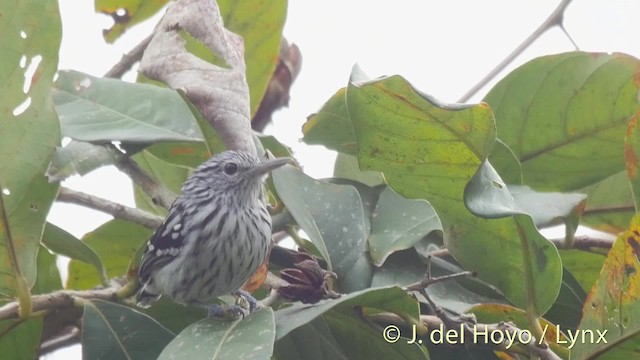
[136,151,288,309]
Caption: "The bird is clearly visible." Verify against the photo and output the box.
[135,150,289,318]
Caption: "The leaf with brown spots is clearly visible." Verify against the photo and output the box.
[572,214,640,359]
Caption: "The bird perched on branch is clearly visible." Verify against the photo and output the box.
[136,150,289,318]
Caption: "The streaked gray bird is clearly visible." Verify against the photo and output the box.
[136,150,289,317]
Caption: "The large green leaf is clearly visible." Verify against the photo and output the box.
[302,87,355,153]
[462,162,562,314]
[484,52,640,191]
[347,74,561,314]
[274,318,349,360]
[218,0,287,116]
[0,0,61,295]
[42,222,108,286]
[67,219,152,289]
[571,214,640,359]
[82,300,175,360]
[272,165,366,277]
[52,70,202,143]
[275,286,419,340]
[158,307,275,360]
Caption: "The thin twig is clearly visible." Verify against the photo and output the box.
[404,270,475,292]
[104,34,153,79]
[550,235,615,251]
[114,154,176,209]
[57,187,162,229]
[583,205,635,215]
[458,0,574,102]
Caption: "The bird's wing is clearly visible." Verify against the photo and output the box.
[138,205,186,283]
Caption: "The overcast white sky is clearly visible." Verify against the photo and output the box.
[45,0,639,358]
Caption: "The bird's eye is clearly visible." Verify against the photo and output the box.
[223,162,238,175]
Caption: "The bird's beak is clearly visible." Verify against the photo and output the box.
[251,157,291,176]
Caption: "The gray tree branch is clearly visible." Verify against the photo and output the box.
[57,187,162,229]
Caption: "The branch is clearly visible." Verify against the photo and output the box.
[404,270,475,292]
[104,34,153,79]
[550,234,615,251]
[114,154,176,209]
[0,287,120,321]
[57,187,162,229]
[458,0,574,102]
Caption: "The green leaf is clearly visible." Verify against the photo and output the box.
[144,141,210,169]
[42,222,108,286]
[347,73,560,314]
[368,187,441,266]
[571,214,640,359]
[258,134,293,158]
[484,52,640,191]
[82,300,175,360]
[545,268,587,332]
[463,162,563,314]
[275,286,419,340]
[178,90,227,158]
[158,307,275,360]
[132,150,189,216]
[334,152,385,187]
[140,297,207,334]
[0,0,61,294]
[509,185,587,243]
[97,0,170,43]
[68,219,152,289]
[302,87,355,153]
[581,171,635,234]
[52,70,203,143]
[625,113,640,210]
[487,139,522,185]
[558,249,606,292]
[46,141,119,182]
[274,318,349,360]
[217,0,287,116]
[324,310,429,359]
[272,165,367,277]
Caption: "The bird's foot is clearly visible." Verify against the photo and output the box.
[207,303,249,320]
[232,289,258,312]
[206,290,258,320]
